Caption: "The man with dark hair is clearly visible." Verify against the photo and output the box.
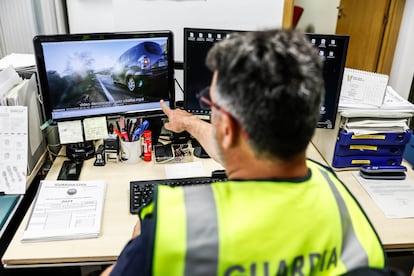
[102,29,386,276]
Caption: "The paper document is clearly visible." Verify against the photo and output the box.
[0,66,22,105]
[0,106,28,194]
[164,161,206,179]
[353,172,414,218]
[83,116,109,141]
[58,120,84,144]
[22,180,106,242]
[0,53,36,70]
[344,118,409,135]
[339,68,388,108]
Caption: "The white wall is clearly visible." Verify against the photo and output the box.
[389,0,414,100]
[0,0,37,56]
[66,0,283,61]
[294,0,340,34]
[0,0,67,57]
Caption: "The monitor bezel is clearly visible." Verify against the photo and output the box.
[33,30,175,122]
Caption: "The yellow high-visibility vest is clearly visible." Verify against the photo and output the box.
[140,160,385,275]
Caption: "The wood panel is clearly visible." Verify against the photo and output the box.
[336,0,389,71]
[376,0,405,74]
[283,0,294,29]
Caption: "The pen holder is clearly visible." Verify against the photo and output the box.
[119,139,142,164]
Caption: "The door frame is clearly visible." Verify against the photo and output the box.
[283,0,294,29]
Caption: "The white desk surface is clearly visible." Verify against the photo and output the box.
[2,148,224,268]
[2,143,414,268]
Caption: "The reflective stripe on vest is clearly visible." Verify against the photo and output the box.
[183,185,219,275]
[319,169,369,269]
[181,170,370,274]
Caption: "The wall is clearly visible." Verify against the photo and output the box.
[66,0,283,61]
[0,0,67,57]
[66,0,283,101]
[0,0,37,56]
[294,0,340,34]
[388,0,414,99]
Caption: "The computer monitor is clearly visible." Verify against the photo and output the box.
[33,30,175,122]
[183,28,349,129]
[306,33,349,129]
[184,28,242,116]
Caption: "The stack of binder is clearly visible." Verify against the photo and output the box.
[312,80,414,170]
[332,129,412,168]
[0,65,46,176]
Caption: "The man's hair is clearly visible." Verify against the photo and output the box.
[206,29,324,160]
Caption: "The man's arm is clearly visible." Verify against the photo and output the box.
[160,100,220,163]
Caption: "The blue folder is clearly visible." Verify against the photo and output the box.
[337,129,412,146]
[332,155,403,168]
[403,134,414,169]
[334,143,406,156]
[0,195,20,231]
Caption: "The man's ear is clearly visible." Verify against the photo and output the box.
[218,112,240,150]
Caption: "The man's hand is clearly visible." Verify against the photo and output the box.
[132,219,141,238]
[160,100,193,133]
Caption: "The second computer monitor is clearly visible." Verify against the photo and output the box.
[184,28,242,116]
[183,28,349,129]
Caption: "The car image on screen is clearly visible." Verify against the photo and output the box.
[111,41,168,95]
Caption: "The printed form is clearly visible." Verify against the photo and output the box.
[353,172,414,218]
[0,106,27,194]
[22,180,106,242]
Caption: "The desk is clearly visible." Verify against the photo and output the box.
[336,168,414,252]
[2,143,414,269]
[2,147,224,268]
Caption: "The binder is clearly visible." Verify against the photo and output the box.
[337,129,412,146]
[403,134,414,169]
[334,143,406,156]
[332,155,403,168]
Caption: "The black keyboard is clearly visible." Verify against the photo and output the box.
[130,170,227,214]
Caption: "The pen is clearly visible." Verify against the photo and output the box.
[116,121,121,133]
[108,123,114,134]
[120,116,125,131]
[113,127,124,140]
[132,120,149,141]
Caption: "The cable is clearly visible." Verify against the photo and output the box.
[174,78,184,94]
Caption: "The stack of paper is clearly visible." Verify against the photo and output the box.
[0,66,23,105]
[0,53,36,71]
[338,67,414,115]
[344,118,409,135]
[21,180,106,242]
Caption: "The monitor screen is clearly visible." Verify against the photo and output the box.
[306,33,349,129]
[33,31,175,121]
[183,28,349,129]
[184,28,242,116]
